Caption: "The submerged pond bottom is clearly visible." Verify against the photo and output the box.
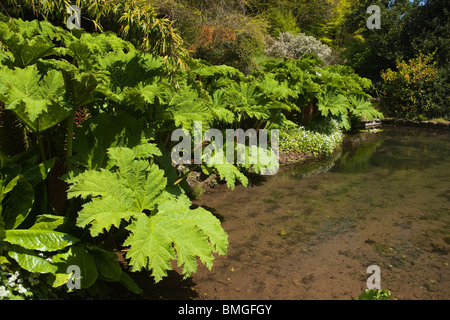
[142,125,450,300]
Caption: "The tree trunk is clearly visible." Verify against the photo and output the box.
[301,101,315,125]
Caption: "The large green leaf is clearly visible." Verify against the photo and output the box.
[210,162,249,190]
[91,247,122,281]
[51,245,98,289]
[2,66,49,122]
[67,147,228,282]
[124,202,228,282]
[7,246,58,274]
[1,33,57,68]
[317,88,350,118]
[71,114,157,171]
[166,87,214,129]
[4,229,79,251]
[22,158,55,187]
[61,70,100,109]
[2,174,34,230]
[0,65,70,132]
[348,94,384,120]
[0,213,5,242]
[67,148,167,237]
[119,271,143,295]
[29,214,66,231]
[0,18,63,67]
[75,195,136,237]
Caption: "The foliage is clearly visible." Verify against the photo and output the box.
[151,0,267,74]
[1,0,189,71]
[339,0,449,120]
[0,8,384,298]
[357,289,392,300]
[67,147,228,282]
[339,0,416,80]
[0,15,234,296]
[280,119,343,157]
[258,57,383,130]
[192,23,266,74]
[379,52,447,119]
[251,0,334,36]
[265,32,333,64]
[0,155,84,299]
[265,7,300,37]
[319,0,352,47]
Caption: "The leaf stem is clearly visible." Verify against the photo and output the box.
[174,164,199,185]
[37,134,46,162]
[66,111,76,171]
[36,122,46,161]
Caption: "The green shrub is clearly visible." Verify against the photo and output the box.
[192,20,266,74]
[280,119,343,157]
[265,7,300,37]
[380,52,449,120]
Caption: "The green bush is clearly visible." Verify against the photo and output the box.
[192,20,266,74]
[380,52,449,120]
[194,31,259,74]
[265,7,300,37]
[280,119,343,157]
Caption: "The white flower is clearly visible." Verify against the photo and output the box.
[0,286,11,298]
[7,271,19,285]
[16,284,28,294]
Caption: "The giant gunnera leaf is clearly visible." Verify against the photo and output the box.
[67,147,228,282]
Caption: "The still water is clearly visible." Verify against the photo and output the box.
[154,126,450,300]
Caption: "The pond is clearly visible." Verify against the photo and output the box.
[140,125,450,300]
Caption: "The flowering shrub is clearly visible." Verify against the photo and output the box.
[280,119,343,157]
[195,25,237,48]
[380,52,447,119]
[0,264,61,300]
[265,32,332,64]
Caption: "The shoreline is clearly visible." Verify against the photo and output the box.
[381,118,450,130]
[187,119,450,198]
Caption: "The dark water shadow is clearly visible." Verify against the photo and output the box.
[108,270,200,300]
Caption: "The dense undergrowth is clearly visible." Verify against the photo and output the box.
[0,10,382,299]
[280,119,343,160]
